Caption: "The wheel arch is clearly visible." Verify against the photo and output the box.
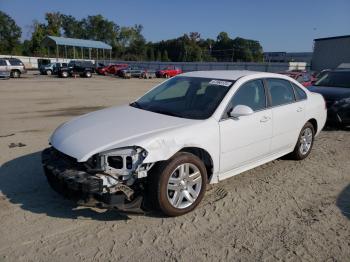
[177,147,214,181]
[307,118,318,134]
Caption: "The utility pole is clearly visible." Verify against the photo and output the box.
[231,45,234,62]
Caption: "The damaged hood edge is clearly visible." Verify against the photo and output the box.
[49,105,200,162]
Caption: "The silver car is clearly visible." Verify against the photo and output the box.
[0,58,27,78]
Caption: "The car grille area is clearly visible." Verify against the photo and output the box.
[41,147,103,200]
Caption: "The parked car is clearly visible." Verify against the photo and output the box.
[52,63,68,75]
[278,71,314,87]
[42,71,326,216]
[0,57,26,78]
[0,59,11,79]
[58,60,95,78]
[0,69,10,79]
[118,66,144,78]
[141,69,156,79]
[96,64,128,75]
[156,66,182,78]
[40,62,67,75]
[309,69,350,128]
[315,69,331,81]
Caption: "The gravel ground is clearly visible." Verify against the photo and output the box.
[0,73,349,261]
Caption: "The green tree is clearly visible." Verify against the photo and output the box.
[46,12,62,36]
[161,50,170,61]
[0,11,22,55]
[28,21,47,56]
[156,50,162,61]
[116,25,145,60]
[60,14,84,38]
[146,46,155,61]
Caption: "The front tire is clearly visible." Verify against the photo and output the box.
[46,70,52,75]
[85,71,92,78]
[148,152,207,216]
[290,122,315,160]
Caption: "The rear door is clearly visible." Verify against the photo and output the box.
[0,59,8,72]
[169,66,176,77]
[266,78,305,153]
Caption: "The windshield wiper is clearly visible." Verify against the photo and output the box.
[130,101,143,109]
[151,109,183,118]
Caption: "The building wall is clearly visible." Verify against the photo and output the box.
[312,37,350,71]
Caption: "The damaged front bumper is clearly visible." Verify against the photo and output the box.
[41,147,144,212]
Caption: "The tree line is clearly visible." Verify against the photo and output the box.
[0,11,263,62]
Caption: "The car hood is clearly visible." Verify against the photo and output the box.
[50,105,196,162]
[308,85,350,101]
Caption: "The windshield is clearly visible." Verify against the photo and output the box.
[130,76,234,119]
[314,71,350,88]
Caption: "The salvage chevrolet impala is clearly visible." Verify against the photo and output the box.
[42,71,327,216]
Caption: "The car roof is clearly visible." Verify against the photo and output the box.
[181,70,285,81]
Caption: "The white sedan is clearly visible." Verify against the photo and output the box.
[42,71,327,216]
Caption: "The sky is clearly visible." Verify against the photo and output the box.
[1,0,349,52]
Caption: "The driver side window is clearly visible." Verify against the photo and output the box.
[225,79,266,117]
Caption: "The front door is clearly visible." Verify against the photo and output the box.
[219,79,273,173]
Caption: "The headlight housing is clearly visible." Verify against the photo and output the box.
[98,147,148,177]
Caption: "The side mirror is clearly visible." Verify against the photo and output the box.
[229,105,254,118]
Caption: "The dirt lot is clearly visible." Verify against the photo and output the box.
[0,73,349,261]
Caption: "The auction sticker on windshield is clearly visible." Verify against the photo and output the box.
[209,80,233,87]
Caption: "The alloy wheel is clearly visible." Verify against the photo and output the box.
[299,127,313,155]
[166,163,202,209]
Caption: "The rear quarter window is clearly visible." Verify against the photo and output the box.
[8,59,23,66]
[292,83,307,101]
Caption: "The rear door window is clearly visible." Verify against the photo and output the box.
[267,78,296,106]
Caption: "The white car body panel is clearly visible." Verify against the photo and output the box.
[49,71,327,184]
[219,109,273,173]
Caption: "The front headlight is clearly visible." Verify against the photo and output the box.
[99,147,148,176]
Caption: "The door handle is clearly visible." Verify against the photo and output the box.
[297,107,303,112]
[260,116,271,123]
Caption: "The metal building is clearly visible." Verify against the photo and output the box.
[41,36,112,60]
[264,52,312,64]
[312,35,350,71]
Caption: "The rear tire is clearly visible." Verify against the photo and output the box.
[147,152,207,216]
[61,71,68,78]
[290,122,315,160]
[11,70,20,78]
[85,71,92,78]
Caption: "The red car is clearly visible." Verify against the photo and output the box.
[156,66,182,78]
[97,64,128,75]
[278,71,315,87]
